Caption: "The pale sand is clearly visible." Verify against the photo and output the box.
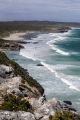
[3,31,37,41]
[3,33,27,41]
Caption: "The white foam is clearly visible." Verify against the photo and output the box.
[51,64,76,70]
[61,78,80,91]
[72,52,79,55]
[41,62,80,92]
[47,41,69,55]
[20,46,45,62]
[20,49,37,61]
[71,27,80,30]
[46,34,69,56]
[49,29,71,37]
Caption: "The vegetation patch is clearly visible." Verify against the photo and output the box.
[0,38,10,45]
[49,111,80,120]
[0,94,31,111]
[0,21,52,37]
[0,51,10,65]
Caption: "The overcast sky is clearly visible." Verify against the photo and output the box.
[0,0,80,22]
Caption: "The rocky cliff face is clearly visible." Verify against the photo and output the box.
[0,97,78,120]
[0,48,78,120]
[0,98,62,120]
[0,51,63,120]
[0,51,44,97]
[0,42,24,50]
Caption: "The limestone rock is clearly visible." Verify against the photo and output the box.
[0,64,14,78]
[34,113,43,120]
[30,95,46,110]
[34,98,62,120]
[0,111,36,120]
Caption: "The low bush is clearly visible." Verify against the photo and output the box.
[49,111,80,120]
[0,94,31,111]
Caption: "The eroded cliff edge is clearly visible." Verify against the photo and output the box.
[0,52,79,120]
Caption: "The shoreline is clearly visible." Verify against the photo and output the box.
[3,33,27,41]
[2,26,71,41]
[0,21,80,119]
[5,28,80,112]
[2,31,39,41]
[0,28,80,119]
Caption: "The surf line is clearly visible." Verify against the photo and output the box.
[41,61,80,92]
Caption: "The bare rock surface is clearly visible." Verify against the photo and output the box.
[31,98,62,120]
[0,111,36,120]
[1,42,24,50]
[0,98,62,120]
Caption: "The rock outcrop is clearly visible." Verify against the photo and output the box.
[34,98,62,120]
[0,42,24,50]
[0,51,44,97]
[0,43,78,120]
[36,64,44,66]
[0,111,36,120]
[0,98,63,120]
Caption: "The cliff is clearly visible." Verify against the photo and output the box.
[0,51,44,98]
[0,22,79,120]
[0,52,79,120]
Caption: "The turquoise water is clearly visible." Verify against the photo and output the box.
[5,28,80,112]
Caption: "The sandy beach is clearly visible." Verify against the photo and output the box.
[2,31,37,41]
[3,33,26,41]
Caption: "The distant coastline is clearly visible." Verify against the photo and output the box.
[0,21,80,120]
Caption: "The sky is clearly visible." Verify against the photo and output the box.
[0,0,80,22]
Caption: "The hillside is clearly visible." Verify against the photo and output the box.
[0,21,73,37]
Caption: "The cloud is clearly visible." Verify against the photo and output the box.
[0,0,80,21]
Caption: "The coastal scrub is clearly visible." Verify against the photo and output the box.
[0,94,31,111]
[49,111,80,120]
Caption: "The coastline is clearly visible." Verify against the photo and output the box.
[3,33,27,41]
[2,26,71,41]
[2,31,38,41]
[0,27,80,119]
[0,20,80,119]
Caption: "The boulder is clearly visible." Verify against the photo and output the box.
[63,101,72,105]
[0,111,36,120]
[69,107,77,112]
[34,98,62,120]
[0,65,14,78]
[1,42,24,51]
[30,95,46,110]
[36,64,44,66]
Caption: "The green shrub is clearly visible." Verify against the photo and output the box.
[49,111,80,120]
[0,94,31,111]
[0,52,10,65]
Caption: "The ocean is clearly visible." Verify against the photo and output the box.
[5,28,80,112]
